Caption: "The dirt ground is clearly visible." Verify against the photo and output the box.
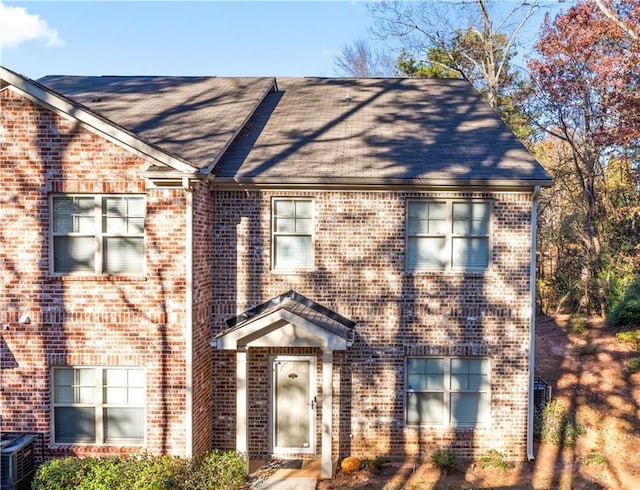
[317,315,640,490]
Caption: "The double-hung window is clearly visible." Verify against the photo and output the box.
[407,200,491,271]
[272,198,313,270]
[406,357,490,426]
[52,195,145,275]
[53,367,145,444]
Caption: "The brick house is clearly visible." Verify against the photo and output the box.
[0,66,551,477]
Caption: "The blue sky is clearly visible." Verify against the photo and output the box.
[0,1,565,80]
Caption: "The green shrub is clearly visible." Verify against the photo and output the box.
[627,356,640,374]
[616,330,640,350]
[583,452,609,467]
[575,335,597,356]
[187,449,246,490]
[479,449,515,470]
[32,450,245,490]
[539,400,581,448]
[431,450,458,471]
[363,456,390,472]
[607,278,640,328]
[570,316,588,334]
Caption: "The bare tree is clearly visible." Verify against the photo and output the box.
[368,0,542,108]
[334,39,396,77]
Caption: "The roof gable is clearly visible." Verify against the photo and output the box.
[214,290,355,350]
[0,66,198,175]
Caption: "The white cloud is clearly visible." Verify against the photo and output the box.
[0,3,62,49]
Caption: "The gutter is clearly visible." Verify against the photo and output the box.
[209,177,554,192]
[527,185,541,461]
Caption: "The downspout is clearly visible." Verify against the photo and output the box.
[184,177,194,457]
[527,185,541,461]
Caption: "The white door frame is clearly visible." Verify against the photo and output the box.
[270,355,316,454]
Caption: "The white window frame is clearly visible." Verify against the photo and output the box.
[406,199,492,272]
[51,366,146,445]
[50,194,145,276]
[271,198,314,271]
[405,357,491,427]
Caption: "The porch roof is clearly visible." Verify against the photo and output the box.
[212,290,355,351]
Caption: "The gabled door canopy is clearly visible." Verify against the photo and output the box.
[212,290,355,351]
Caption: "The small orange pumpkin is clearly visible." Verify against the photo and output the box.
[341,456,361,473]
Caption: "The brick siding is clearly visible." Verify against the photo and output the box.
[211,190,533,462]
[0,89,194,460]
[1,85,535,466]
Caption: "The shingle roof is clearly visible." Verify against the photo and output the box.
[35,74,550,186]
[38,75,275,171]
[215,77,551,186]
[217,290,355,343]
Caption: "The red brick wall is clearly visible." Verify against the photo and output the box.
[190,182,215,455]
[0,88,191,459]
[211,189,533,462]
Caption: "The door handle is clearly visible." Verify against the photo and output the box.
[310,396,317,409]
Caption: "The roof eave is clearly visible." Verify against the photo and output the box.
[209,176,554,191]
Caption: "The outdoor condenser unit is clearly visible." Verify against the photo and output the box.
[0,433,36,490]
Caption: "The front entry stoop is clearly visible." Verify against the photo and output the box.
[248,458,321,489]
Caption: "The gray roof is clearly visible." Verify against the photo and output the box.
[215,77,551,186]
[218,290,355,342]
[35,74,550,186]
[38,75,275,171]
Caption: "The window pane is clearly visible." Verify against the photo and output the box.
[407,392,444,424]
[407,358,427,374]
[103,197,145,233]
[407,359,444,390]
[105,387,126,404]
[452,218,471,235]
[274,200,294,216]
[77,368,95,386]
[452,237,489,269]
[451,392,489,425]
[128,387,146,405]
[472,202,490,220]
[103,237,144,275]
[54,407,96,443]
[407,374,429,391]
[275,217,295,233]
[452,202,470,219]
[104,407,144,443]
[128,369,145,387]
[53,197,74,232]
[468,374,489,390]
[408,217,428,235]
[408,202,446,235]
[295,200,312,218]
[105,369,127,386]
[468,358,489,375]
[53,197,94,233]
[408,201,428,219]
[54,368,74,387]
[407,373,444,390]
[407,237,446,269]
[274,235,312,268]
[54,236,95,273]
[78,386,95,404]
[55,386,73,404]
[295,217,313,234]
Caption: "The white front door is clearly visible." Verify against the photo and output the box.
[271,356,315,454]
